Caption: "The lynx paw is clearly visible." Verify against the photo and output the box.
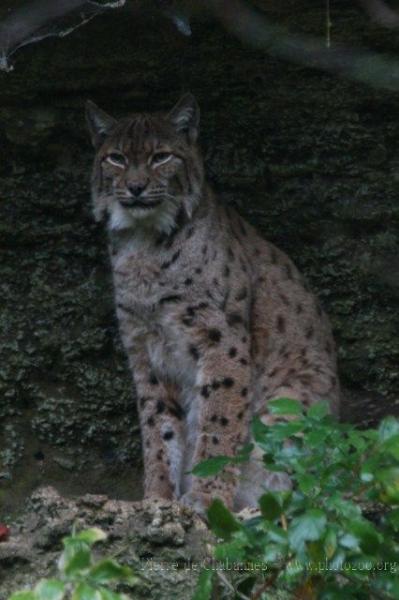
[264,470,292,491]
[236,507,261,521]
[179,491,211,516]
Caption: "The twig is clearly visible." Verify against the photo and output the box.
[326,0,332,48]
[251,571,278,600]
[216,570,251,600]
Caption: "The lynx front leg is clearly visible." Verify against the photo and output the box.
[181,325,251,513]
[132,353,185,501]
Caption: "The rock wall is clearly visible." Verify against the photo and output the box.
[1,1,399,518]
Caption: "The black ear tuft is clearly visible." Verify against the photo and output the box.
[168,93,200,143]
[85,100,116,148]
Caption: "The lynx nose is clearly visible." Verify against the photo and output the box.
[128,183,147,198]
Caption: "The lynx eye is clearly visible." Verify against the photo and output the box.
[152,152,173,166]
[105,152,126,168]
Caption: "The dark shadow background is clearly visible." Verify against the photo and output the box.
[1,0,399,517]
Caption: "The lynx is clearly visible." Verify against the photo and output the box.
[86,94,340,514]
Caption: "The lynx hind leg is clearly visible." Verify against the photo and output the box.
[263,373,340,417]
[234,379,337,513]
[234,439,292,512]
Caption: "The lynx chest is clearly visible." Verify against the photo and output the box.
[111,245,197,388]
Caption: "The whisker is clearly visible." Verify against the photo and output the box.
[146,193,176,201]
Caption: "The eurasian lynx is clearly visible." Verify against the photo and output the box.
[86,94,340,513]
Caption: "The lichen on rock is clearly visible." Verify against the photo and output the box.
[0,487,210,600]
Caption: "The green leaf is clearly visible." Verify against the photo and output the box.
[307,540,325,562]
[297,473,318,494]
[288,509,327,550]
[259,493,282,520]
[388,507,399,531]
[71,584,100,600]
[378,417,399,442]
[381,434,399,460]
[281,557,304,580]
[236,443,254,460]
[193,445,252,477]
[348,520,381,555]
[9,593,37,600]
[191,456,231,477]
[89,559,136,584]
[325,494,361,519]
[214,536,247,562]
[307,401,330,420]
[268,397,303,416]
[319,584,357,599]
[306,428,328,446]
[192,569,214,600]
[98,590,123,600]
[271,421,304,440]
[34,580,65,600]
[373,572,399,599]
[262,455,287,472]
[64,549,91,575]
[339,532,360,550]
[266,523,288,545]
[360,467,374,483]
[377,467,399,503]
[262,542,286,564]
[348,430,367,452]
[251,417,270,446]
[74,529,107,546]
[324,528,337,559]
[59,541,91,576]
[327,550,347,572]
[207,499,241,540]
[281,491,293,510]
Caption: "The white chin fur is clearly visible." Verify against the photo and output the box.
[109,203,137,230]
[108,199,180,235]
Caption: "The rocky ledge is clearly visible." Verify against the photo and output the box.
[0,486,210,600]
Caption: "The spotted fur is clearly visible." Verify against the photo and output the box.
[86,94,340,513]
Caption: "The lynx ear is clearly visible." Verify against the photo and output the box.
[86,100,116,148]
[168,93,200,143]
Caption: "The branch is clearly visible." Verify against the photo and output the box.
[0,0,126,71]
[3,0,399,93]
[206,0,399,91]
[358,0,399,28]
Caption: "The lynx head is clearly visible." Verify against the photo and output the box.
[86,94,204,234]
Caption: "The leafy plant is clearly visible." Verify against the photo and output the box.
[9,528,139,600]
[192,399,399,599]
